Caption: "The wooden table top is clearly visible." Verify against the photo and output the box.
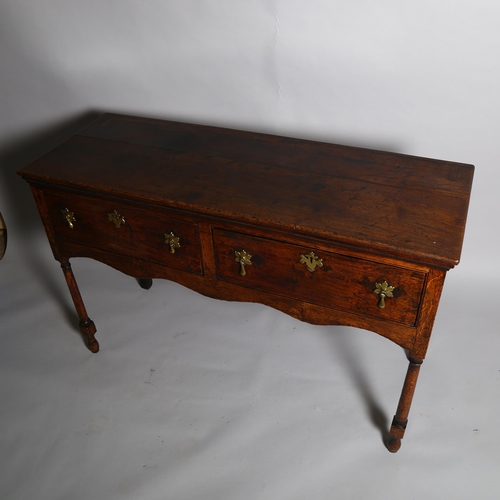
[19,113,474,268]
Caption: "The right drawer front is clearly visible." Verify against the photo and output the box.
[213,229,426,327]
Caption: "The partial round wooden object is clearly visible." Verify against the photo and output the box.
[0,212,6,260]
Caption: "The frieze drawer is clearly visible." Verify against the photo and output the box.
[44,190,203,275]
[213,229,426,327]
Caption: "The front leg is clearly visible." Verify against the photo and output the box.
[60,259,99,353]
[387,357,423,452]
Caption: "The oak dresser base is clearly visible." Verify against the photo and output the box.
[19,113,474,452]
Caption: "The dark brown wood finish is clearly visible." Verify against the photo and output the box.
[18,113,474,452]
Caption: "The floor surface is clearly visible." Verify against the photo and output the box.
[1,232,499,499]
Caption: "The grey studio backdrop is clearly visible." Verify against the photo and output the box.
[1,1,499,499]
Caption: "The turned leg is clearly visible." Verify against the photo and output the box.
[387,357,423,453]
[60,259,99,353]
[138,278,153,290]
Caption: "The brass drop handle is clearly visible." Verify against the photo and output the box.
[374,281,395,309]
[164,232,180,254]
[61,208,76,229]
[108,210,126,228]
[300,251,323,272]
[235,249,252,276]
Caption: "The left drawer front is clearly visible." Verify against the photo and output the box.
[44,190,203,275]
[213,229,426,327]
